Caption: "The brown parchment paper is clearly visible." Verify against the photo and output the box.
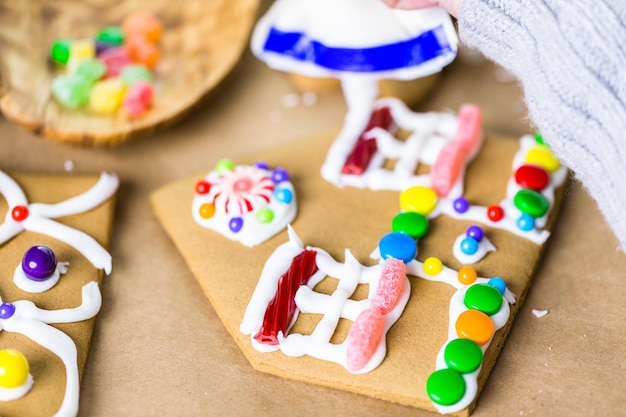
[0,174,115,417]
[0,1,624,414]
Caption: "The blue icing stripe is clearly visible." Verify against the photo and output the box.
[262,25,454,72]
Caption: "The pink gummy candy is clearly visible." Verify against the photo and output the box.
[99,47,132,78]
[372,258,405,315]
[346,308,385,372]
[431,104,483,197]
[123,80,154,116]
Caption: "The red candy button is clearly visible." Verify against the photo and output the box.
[11,206,29,222]
[515,164,550,191]
[487,205,504,222]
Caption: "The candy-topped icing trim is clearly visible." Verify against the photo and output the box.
[0,171,118,273]
[13,245,70,293]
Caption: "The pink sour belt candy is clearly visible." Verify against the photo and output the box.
[431,104,483,197]
[342,106,394,175]
[346,308,385,372]
[372,258,405,315]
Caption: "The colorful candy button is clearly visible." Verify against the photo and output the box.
[455,309,494,346]
[274,187,293,204]
[96,26,125,46]
[525,146,560,173]
[466,225,484,241]
[487,205,504,222]
[426,368,466,406]
[444,338,483,373]
[399,186,438,215]
[215,159,235,174]
[453,197,469,214]
[514,164,550,191]
[22,246,57,281]
[229,217,244,233]
[195,180,211,195]
[0,349,30,389]
[457,266,477,285]
[513,189,549,218]
[391,212,429,239]
[199,203,215,219]
[0,303,15,320]
[487,277,507,295]
[378,232,417,264]
[271,168,290,184]
[460,237,479,255]
[517,213,535,231]
[464,284,503,315]
[256,208,274,224]
[423,257,443,276]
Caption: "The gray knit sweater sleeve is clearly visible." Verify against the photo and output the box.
[458,0,626,251]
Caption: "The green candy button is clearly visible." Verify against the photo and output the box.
[513,188,549,218]
[256,208,274,224]
[426,368,466,406]
[391,211,429,239]
[50,38,72,65]
[444,338,483,373]
[464,283,503,315]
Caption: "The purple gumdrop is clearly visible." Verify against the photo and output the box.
[229,217,244,233]
[22,245,57,281]
[271,168,290,184]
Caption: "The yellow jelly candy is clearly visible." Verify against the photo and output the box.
[399,186,438,215]
[67,39,95,72]
[525,146,560,173]
[90,78,127,114]
[0,349,30,389]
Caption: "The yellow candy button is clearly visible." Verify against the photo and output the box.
[525,146,560,173]
[399,186,438,215]
[0,349,30,389]
[455,309,494,346]
[423,257,443,276]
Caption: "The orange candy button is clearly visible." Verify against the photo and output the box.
[455,309,494,346]
[457,266,477,285]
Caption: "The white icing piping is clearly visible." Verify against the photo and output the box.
[0,172,118,274]
[13,261,69,293]
[0,281,102,417]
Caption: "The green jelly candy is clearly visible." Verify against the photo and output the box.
[50,38,72,65]
[120,64,154,86]
[464,283,503,315]
[426,368,466,406]
[513,189,549,218]
[96,26,125,45]
[256,208,274,224]
[75,58,106,82]
[392,211,429,239]
[444,338,483,373]
[51,74,92,109]
[215,159,235,174]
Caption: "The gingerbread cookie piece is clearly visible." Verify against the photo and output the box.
[151,118,567,415]
[0,172,117,417]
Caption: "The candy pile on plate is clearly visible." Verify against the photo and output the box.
[50,11,162,116]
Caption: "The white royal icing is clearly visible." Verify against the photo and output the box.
[0,374,34,401]
[0,281,102,417]
[240,226,410,373]
[0,171,118,274]
[13,261,69,293]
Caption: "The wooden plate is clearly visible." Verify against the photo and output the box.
[0,0,261,146]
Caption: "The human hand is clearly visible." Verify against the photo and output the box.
[381,0,463,17]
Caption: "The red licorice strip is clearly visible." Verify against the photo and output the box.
[341,106,394,175]
[254,250,319,345]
